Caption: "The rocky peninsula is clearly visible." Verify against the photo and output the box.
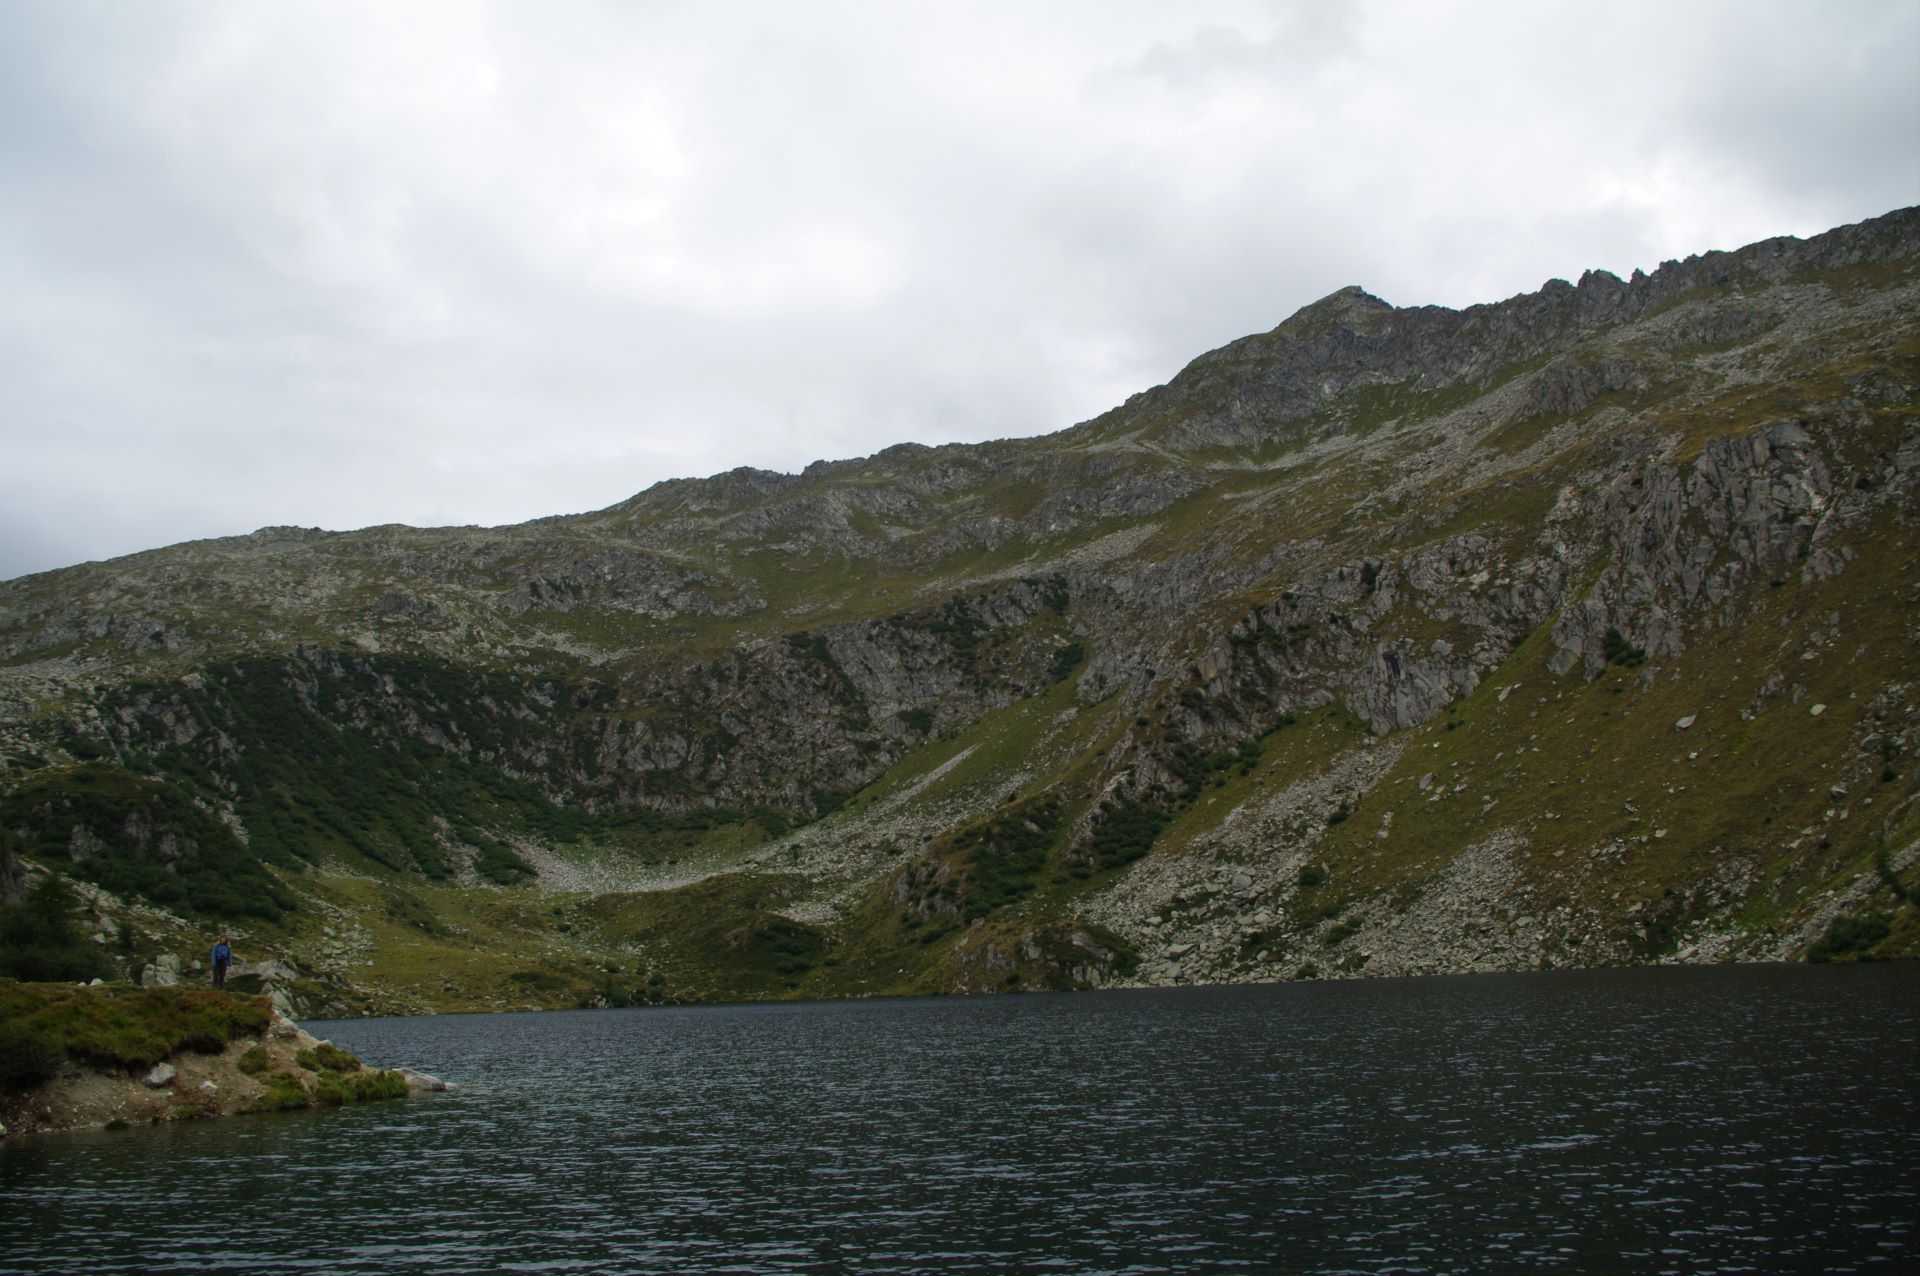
[0,982,450,1138]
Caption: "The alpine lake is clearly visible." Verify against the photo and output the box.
[4,962,1915,1274]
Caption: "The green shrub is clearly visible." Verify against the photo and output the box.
[295,1042,362,1074]
[345,1069,409,1102]
[382,889,442,936]
[1088,799,1171,870]
[0,871,113,983]
[1049,642,1086,683]
[1602,629,1646,668]
[471,839,536,886]
[1298,864,1328,889]
[252,1070,310,1112]
[0,1020,64,1091]
[237,1045,271,1075]
[948,799,1064,921]
[724,915,827,976]
[1807,915,1892,963]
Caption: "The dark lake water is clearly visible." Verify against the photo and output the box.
[4,964,1917,1273]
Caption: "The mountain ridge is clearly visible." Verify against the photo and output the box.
[2,206,1916,1015]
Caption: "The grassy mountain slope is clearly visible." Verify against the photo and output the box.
[2,208,1916,1014]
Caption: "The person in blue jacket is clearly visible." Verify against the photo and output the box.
[211,934,232,989]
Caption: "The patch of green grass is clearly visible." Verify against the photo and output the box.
[571,870,826,1003]
[313,1068,408,1106]
[295,1042,363,1074]
[0,984,271,1076]
[252,1069,311,1112]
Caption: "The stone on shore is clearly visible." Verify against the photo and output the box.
[397,1068,456,1093]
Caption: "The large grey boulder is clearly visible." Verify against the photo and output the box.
[141,954,181,988]
[397,1068,456,1093]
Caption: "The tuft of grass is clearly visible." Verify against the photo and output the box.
[295,1042,363,1074]
[313,1068,409,1106]
[251,1070,311,1112]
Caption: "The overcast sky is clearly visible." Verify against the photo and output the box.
[2,1,1916,580]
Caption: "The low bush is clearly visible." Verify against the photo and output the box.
[295,1042,362,1074]
[0,872,113,984]
[0,1020,64,1091]
[1088,799,1171,870]
[1602,629,1646,668]
[251,1070,310,1112]
[1807,914,1892,963]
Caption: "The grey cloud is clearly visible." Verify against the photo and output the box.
[1,1,1915,581]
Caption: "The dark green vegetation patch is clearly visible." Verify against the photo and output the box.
[0,871,113,983]
[0,768,294,922]
[0,983,271,1084]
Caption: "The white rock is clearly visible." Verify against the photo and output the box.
[143,1063,176,1088]
[200,1080,219,1095]
[1675,715,1696,730]
[251,958,300,985]
[1810,703,1827,716]
[397,1068,455,1093]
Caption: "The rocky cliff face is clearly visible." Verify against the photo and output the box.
[2,208,1916,1012]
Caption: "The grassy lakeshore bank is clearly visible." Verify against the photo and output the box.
[0,982,409,1137]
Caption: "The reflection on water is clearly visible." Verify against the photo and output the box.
[4,963,1916,1273]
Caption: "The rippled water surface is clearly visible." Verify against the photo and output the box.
[5,964,1917,1273]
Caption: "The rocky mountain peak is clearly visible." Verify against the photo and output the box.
[1279,284,1397,332]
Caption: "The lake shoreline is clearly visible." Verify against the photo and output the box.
[0,984,438,1138]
